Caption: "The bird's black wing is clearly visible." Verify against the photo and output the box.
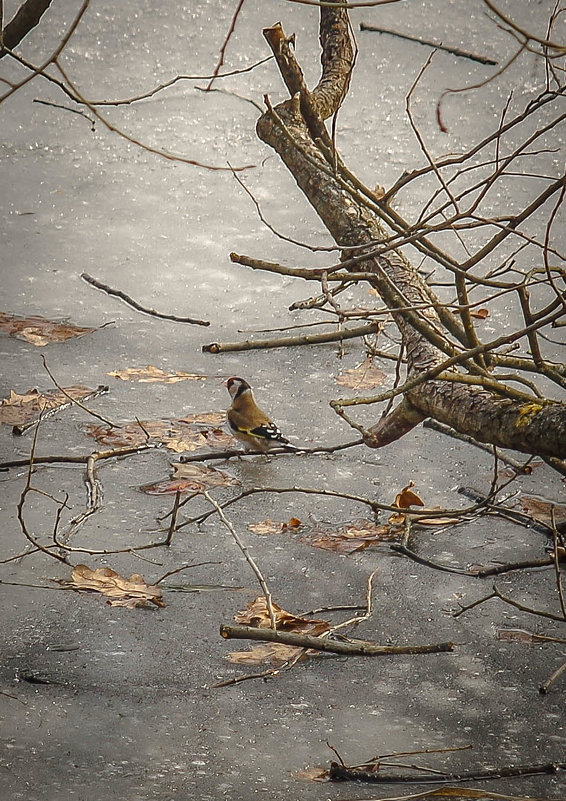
[249,422,288,444]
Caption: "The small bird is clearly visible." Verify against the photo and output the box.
[226,376,299,453]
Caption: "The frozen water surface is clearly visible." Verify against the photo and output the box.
[1,1,565,800]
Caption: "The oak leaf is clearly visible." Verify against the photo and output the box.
[0,312,98,346]
[59,564,165,608]
[229,598,330,666]
[0,386,98,425]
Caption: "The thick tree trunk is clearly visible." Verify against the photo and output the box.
[0,0,54,58]
[255,9,566,462]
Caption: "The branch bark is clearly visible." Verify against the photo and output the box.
[220,624,454,656]
[1,0,53,58]
[254,6,566,461]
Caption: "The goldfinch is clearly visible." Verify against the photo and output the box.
[226,376,299,453]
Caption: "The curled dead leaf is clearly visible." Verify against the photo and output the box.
[172,462,240,488]
[497,628,537,643]
[417,517,460,526]
[393,482,425,509]
[58,564,165,608]
[234,597,328,633]
[229,597,330,666]
[388,482,425,525]
[228,642,309,667]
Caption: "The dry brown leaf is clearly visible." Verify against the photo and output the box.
[162,431,209,454]
[0,311,98,346]
[519,495,566,528]
[229,597,330,666]
[86,412,233,453]
[59,564,165,608]
[469,307,489,319]
[394,482,425,509]
[417,515,461,526]
[306,519,397,554]
[172,462,240,487]
[293,767,330,782]
[140,463,240,494]
[0,386,98,425]
[335,357,386,390]
[108,365,207,383]
[181,412,226,426]
[228,642,308,667]
[388,482,426,525]
[247,518,302,536]
[497,628,538,643]
[234,597,328,633]
[139,477,203,495]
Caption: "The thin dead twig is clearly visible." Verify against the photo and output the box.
[41,356,116,427]
[205,0,245,91]
[389,543,475,576]
[540,659,566,694]
[328,759,566,784]
[88,57,273,106]
[327,567,379,635]
[359,22,498,65]
[81,273,210,326]
[17,414,69,564]
[457,583,566,623]
[201,490,277,630]
[177,439,364,465]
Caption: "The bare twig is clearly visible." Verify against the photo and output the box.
[205,0,246,91]
[201,490,277,629]
[220,624,454,656]
[328,759,566,784]
[81,272,210,326]
[540,659,566,694]
[359,22,498,65]
[203,322,379,352]
[41,356,116,427]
